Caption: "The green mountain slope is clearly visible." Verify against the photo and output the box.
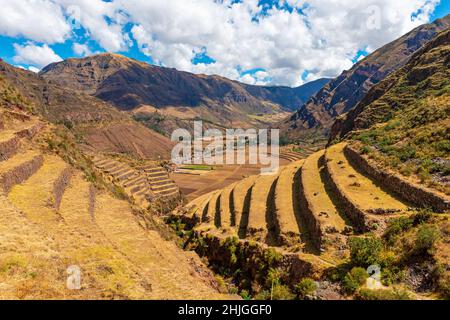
[331,29,450,195]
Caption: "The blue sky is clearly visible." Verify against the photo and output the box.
[0,0,448,86]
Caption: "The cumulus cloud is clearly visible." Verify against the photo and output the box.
[13,43,63,69]
[60,0,130,52]
[72,43,92,56]
[0,0,70,43]
[0,0,442,86]
[121,0,439,86]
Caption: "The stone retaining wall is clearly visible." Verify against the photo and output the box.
[0,136,20,161]
[53,167,73,210]
[297,168,323,250]
[0,155,44,192]
[344,145,449,213]
[322,156,370,232]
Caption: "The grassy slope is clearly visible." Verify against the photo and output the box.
[333,29,450,195]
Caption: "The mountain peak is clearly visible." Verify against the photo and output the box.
[280,14,450,142]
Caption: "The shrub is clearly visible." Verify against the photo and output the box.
[266,268,282,288]
[384,217,413,243]
[397,145,416,162]
[214,275,228,294]
[412,209,432,225]
[349,236,383,267]
[271,284,296,300]
[254,290,271,300]
[265,248,283,265]
[342,267,368,294]
[381,266,405,286]
[240,289,252,300]
[356,288,411,300]
[413,225,440,255]
[295,278,317,299]
[360,146,371,155]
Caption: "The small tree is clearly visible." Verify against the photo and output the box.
[342,267,368,294]
[413,225,440,255]
[295,278,317,299]
[349,236,383,267]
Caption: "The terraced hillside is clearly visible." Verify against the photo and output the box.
[0,107,230,299]
[331,28,450,205]
[171,28,450,300]
[179,142,419,257]
[91,156,180,210]
[280,144,326,162]
[174,140,449,299]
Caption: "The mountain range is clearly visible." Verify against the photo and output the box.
[40,54,329,133]
[1,15,448,159]
[279,14,450,142]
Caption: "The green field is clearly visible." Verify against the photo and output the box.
[180,165,214,171]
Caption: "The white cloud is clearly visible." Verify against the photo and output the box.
[13,43,63,68]
[28,66,40,73]
[72,43,92,56]
[59,0,129,52]
[121,0,438,86]
[0,0,441,86]
[0,0,71,43]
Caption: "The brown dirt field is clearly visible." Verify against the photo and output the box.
[85,122,174,160]
[171,159,290,201]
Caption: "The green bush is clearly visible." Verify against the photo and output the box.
[265,248,283,265]
[356,288,411,300]
[384,217,413,244]
[266,268,282,288]
[295,278,317,299]
[240,289,252,300]
[254,290,271,300]
[349,236,383,267]
[412,209,432,225]
[360,146,371,155]
[342,267,368,294]
[271,284,296,300]
[413,225,440,255]
[381,266,405,286]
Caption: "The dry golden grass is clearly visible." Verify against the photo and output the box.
[4,154,227,299]
[58,173,155,299]
[247,173,279,238]
[302,151,346,232]
[94,191,228,299]
[0,194,63,299]
[185,192,212,217]
[0,130,16,143]
[6,159,147,299]
[0,149,40,173]
[274,161,303,239]
[326,143,407,212]
[8,155,68,224]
